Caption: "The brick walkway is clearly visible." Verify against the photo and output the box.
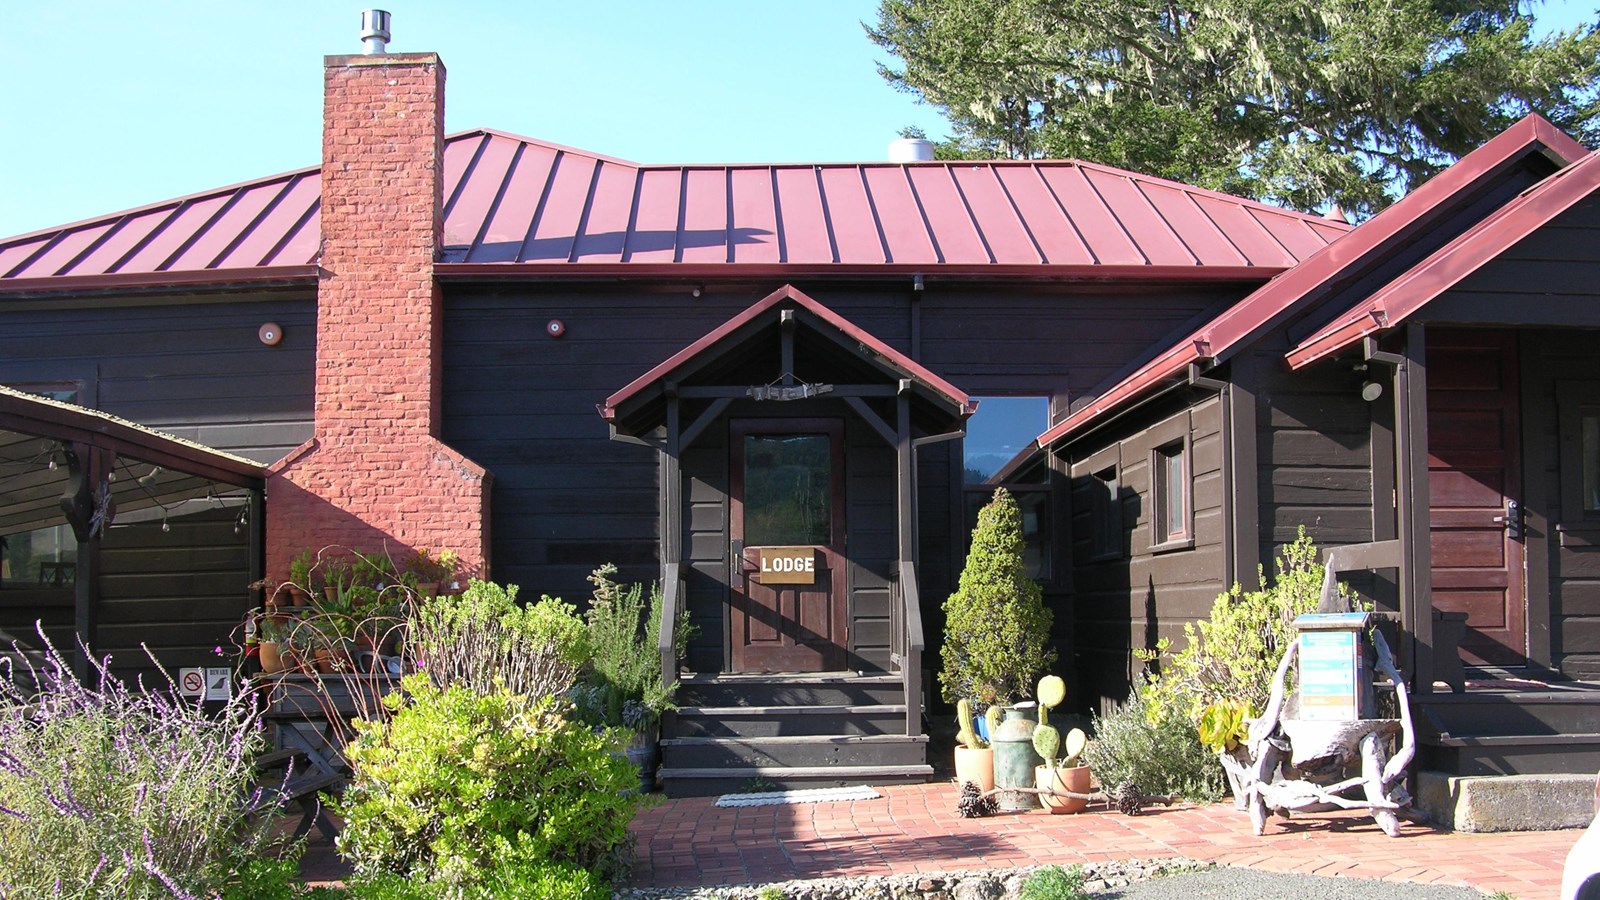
[626,783,1580,898]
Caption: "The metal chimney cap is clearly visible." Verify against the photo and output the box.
[360,9,392,54]
[888,138,936,163]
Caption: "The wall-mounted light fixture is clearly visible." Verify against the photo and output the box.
[546,319,566,339]
[1361,381,1384,402]
[258,323,284,346]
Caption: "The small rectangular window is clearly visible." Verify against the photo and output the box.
[1152,439,1191,548]
[1091,466,1122,560]
[1584,413,1600,514]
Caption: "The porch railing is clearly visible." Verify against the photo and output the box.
[893,561,924,737]
[659,562,684,692]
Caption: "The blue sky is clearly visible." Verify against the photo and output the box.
[2,2,1594,239]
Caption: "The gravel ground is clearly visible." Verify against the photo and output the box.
[615,859,1498,899]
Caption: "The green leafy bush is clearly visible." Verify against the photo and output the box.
[939,487,1054,706]
[345,860,605,900]
[409,580,589,701]
[572,564,693,732]
[335,675,639,892]
[1082,683,1225,803]
[0,633,278,899]
[1020,865,1087,900]
[1141,527,1339,723]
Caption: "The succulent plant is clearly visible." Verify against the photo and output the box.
[956,697,988,750]
[983,703,1002,741]
[1032,673,1087,768]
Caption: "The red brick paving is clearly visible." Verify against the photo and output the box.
[626,782,1580,898]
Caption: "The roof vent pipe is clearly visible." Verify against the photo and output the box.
[360,9,392,53]
[889,138,936,163]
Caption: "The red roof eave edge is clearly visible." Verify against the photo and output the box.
[1032,113,1591,451]
[0,266,320,297]
[599,283,976,422]
[1287,148,1600,370]
[437,262,1281,283]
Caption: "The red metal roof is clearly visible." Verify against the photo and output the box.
[1287,148,1600,369]
[0,130,1351,293]
[1035,114,1590,449]
[600,283,976,423]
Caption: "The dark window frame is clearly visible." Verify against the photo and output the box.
[1557,381,1600,525]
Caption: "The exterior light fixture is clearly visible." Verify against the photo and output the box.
[258,323,284,346]
[1361,381,1384,402]
[546,319,566,338]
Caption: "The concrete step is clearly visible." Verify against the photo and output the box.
[1416,769,1599,832]
[658,764,934,798]
[669,704,910,738]
[661,734,928,768]
[678,672,904,708]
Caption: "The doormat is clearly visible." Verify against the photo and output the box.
[715,786,881,808]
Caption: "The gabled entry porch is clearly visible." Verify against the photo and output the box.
[600,284,974,795]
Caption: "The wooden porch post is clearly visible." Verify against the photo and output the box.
[1396,324,1434,693]
[69,445,109,683]
[896,383,922,736]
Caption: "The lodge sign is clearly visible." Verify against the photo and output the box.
[759,546,817,584]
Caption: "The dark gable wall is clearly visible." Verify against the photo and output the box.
[1066,393,1227,710]
[440,280,1246,674]
[0,293,317,463]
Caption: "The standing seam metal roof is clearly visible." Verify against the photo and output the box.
[0,129,1350,288]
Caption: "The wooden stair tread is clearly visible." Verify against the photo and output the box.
[659,764,933,778]
[681,672,901,684]
[1429,731,1600,747]
[663,734,926,746]
[675,704,908,716]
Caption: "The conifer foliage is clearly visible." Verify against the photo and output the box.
[939,487,1054,706]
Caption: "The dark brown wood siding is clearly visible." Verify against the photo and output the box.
[1066,393,1227,711]
[0,294,316,463]
[442,282,1245,673]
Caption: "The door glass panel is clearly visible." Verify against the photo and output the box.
[743,434,830,545]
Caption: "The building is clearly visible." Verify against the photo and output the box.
[1,38,1594,796]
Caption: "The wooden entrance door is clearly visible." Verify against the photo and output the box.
[729,419,847,673]
[1427,329,1526,667]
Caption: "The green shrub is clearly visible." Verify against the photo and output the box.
[1082,683,1226,803]
[1141,527,1341,723]
[0,633,278,899]
[335,675,640,892]
[409,580,589,701]
[1020,865,1086,900]
[345,860,605,900]
[939,487,1054,706]
[573,564,693,732]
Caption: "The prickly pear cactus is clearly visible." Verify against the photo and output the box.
[1061,726,1087,768]
[1033,724,1061,764]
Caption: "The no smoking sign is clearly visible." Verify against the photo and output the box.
[177,667,232,701]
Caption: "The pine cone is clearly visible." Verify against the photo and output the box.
[956,780,996,818]
[1114,781,1145,816]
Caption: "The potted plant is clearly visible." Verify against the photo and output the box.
[258,614,288,675]
[286,550,316,606]
[571,563,693,791]
[404,548,460,597]
[1032,675,1090,814]
[940,488,1054,798]
[954,698,996,792]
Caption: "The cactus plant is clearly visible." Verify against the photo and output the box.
[956,698,988,750]
[983,703,1002,741]
[1032,674,1086,768]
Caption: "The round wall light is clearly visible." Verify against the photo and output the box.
[1361,381,1384,402]
[546,319,566,338]
[258,322,284,346]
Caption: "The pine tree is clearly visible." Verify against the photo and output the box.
[939,487,1054,706]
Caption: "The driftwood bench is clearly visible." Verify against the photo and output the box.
[253,746,341,842]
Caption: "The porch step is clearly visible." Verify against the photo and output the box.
[1412,685,1600,776]
[660,734,928,768]
[1419,732,1600,777]
[678,672,904,708]
[670,704,910,737]
[657,764,934,798]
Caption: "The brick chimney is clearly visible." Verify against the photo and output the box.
[266,51,491,580]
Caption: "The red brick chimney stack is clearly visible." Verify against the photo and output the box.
[265,51,491,581]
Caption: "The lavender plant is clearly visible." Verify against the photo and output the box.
[0,628,280,898]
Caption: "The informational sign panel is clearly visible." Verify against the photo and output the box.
[205,667,232,702]
[1298,629,1359,721]
[177,667,205,698]
[759,547,817,584]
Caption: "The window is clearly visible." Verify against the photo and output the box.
[963,396,1050,484]
[961,395,1053,581]
[1152,440,1191,547]
[1,383,85,593]
[1091,466,1122,560]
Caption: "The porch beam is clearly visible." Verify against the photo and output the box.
[679,398,732,449]
[780,309,796,386]
[676,384,901,400]
[845,397,896,446]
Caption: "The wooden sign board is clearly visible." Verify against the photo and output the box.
[1298,629,1359,721]
[759,546,816,584]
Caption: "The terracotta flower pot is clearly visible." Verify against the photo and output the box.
[258,640,284,675]
[953,746,994,793]
[1036,763,1090,814]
